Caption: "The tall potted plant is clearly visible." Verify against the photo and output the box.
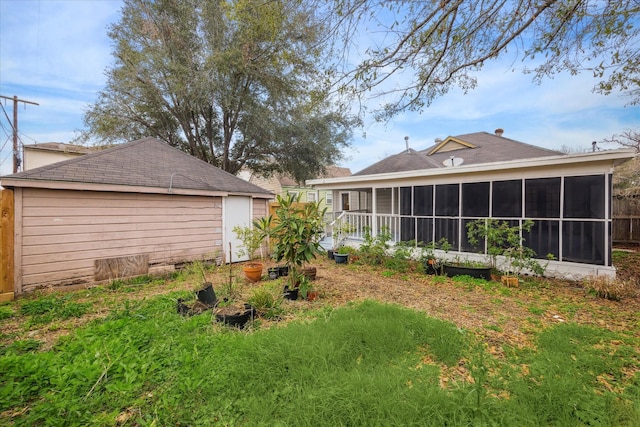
[259,193,326,291]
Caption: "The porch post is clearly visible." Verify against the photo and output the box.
[372,187,377,237]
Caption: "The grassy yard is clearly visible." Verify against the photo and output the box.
[1,254,639,426]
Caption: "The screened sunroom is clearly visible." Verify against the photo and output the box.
[308,131,635,278]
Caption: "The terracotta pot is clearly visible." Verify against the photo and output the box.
[306,290,319,301]
[243,262,264,283]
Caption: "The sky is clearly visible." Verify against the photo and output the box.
[0,0,638,177]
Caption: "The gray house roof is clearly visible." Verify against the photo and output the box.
[354,131,563,176]
[2,137,272,196]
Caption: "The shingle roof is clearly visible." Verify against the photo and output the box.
[279,165,352,186]
[354,132,563,176]
[22,142,96,155]
[3,137,272,195]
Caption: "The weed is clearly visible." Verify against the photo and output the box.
[528,306,545,315]
[18,295,92,325]
[484,324,503,332]
[0,339,42,356]
[247,285,283,319]
[0,305,14,320]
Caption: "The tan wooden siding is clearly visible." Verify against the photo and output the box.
[252,198,268,219]
[18,188,222,292]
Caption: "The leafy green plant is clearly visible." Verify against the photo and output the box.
[336,245,357,255]
[359,226,392,264]
[258,193,326,288]
[233,223,267,261]
[0,305,14,321]
[247,285,283,319]
[466,219,550,276]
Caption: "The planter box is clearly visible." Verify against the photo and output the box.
[443,264,492,281]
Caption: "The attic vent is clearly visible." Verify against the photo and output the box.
[495,128,504,137]
[443,156,464,167]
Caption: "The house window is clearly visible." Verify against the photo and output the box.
[492,180,522,217]
[562,221,605,265]
[287,190,299,198]
[564,175,605,219]
[400,217,415,241]
[416,218,433,245]
[307,192,317,202]
[525,178,560,218]
[413,185,433,216]
[462,182,489,217]
[326,192,333,205]
[435,184,459,216]
[435,218,459,251]
[341,193,350,211]
[400,187,412,215]
[524,220,560,260]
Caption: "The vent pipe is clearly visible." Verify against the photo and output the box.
[404,136,410,153]
[495,128,504,136]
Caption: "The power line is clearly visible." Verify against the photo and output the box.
[0,95,39,173]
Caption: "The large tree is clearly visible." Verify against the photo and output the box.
[332,0,640,119]
[82,0,354,182]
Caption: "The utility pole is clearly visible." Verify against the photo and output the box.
[0,95,39,173]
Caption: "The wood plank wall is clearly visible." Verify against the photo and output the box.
[0,190,14,301]
[18,188,223,293]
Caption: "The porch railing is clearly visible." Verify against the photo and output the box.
[330,211,400,246]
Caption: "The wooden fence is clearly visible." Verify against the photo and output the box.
[612,192,640,244]
[0,189,14,301]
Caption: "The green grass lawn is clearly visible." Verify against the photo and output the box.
[1,296,638,425]
[1,262,639,426]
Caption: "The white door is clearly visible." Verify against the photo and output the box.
[224,196,252,263]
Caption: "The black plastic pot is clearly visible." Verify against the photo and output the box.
[283,286,298,300]
[268,267,279,280]
[215,305,254,328]
[195,283,217,306]
[327,249,334,260]
[278,265,289,276]
[334,253,349,264]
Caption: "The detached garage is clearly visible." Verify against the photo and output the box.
[0,137,272,298]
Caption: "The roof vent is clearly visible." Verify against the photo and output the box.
[404,136,410,153]
[435,137,443,143]
[443,156,464,167]
[495,128,504,137]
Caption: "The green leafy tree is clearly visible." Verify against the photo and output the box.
[80,0,354,182]
[332,0,640,118]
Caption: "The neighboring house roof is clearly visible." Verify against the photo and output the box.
[354,131,562,176]
[280,165,352,187]
[22,142,96,155]
[2,137,272,197]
